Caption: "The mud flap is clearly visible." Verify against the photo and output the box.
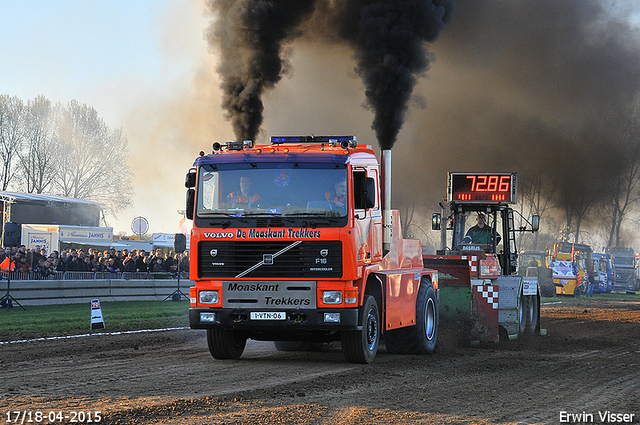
[470,280,499,342]
[496,276,521,338]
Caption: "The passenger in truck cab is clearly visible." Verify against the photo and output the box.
[325,179,347,213]
[463,213,501,246]
[227,176,261,209]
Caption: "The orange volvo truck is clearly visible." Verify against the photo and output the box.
[185,136,438,363]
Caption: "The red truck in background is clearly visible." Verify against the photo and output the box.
[185,136,438,363]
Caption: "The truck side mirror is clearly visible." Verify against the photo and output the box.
[531,215,540,231]
[185,168,196,188]
[185,189,195,220]
[432,213,441,230]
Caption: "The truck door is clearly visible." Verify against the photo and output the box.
[353,168,382,263]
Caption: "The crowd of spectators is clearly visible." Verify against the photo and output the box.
[0,245,190,280]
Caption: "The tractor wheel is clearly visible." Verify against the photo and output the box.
[518,295,527,336]
[573,285,581,297]
[342,295,379,364]
[539,277,556,298]
[524,295,539,335]
[206,328,246,360]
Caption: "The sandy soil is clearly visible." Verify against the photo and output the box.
[1,298,639,424]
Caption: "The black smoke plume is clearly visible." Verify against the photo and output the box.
[337,0,455,150]
[206,0,316,142]
[207,0,454,149]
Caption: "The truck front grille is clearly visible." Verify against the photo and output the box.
[198,240,342,278]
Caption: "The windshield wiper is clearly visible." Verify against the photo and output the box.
[203,212,248,228]
[284,212,344,220]
[284,212,329,217]
[243,212,282,216]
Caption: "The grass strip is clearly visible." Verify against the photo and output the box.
[0,300,190,340]
[2,292,637,340]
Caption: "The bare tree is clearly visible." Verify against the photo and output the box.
[0,95,24,190]
[17,96,58,193]
[518,170,556,250]
[601,108,640,247]
[401,203,415,238]
[52,100,134,215]
[603,152,640,247]
[550,140,607,244]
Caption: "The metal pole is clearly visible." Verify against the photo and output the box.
[381,149,392,253]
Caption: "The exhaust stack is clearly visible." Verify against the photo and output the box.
[381,149,392,253]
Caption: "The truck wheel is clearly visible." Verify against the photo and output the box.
[384,280,438,354]
[573,286,581,297]
[342,295,379,364]
[206,328,246,360]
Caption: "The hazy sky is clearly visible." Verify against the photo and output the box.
[2,0,640,249]
[0,0,211,235]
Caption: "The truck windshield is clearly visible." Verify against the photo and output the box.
[613,257,634,266]
[196,164,348,218]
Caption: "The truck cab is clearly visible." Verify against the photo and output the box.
[605,247,640,294]
[549,242,593,296]
[185,136,439,363]
[591,253,614,293]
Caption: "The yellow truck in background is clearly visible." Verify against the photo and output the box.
[548,242,592,297]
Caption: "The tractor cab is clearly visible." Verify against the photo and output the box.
[432,172,539,276]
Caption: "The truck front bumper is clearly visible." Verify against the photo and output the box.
[190,307,360,331]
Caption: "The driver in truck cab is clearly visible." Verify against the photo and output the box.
[463,213,501,246]
[227,176,261,209]
[325,178,347,213]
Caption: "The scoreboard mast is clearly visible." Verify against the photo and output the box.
[447,172,517,204]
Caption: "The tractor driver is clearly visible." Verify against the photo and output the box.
[463,213,501,246]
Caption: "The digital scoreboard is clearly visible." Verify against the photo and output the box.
[448,172,517,204]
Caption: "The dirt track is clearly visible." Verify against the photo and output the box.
[1,298,639,424]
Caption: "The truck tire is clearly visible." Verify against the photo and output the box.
[342,295,379,364]
[384,280,438,354]
[206,328,246,360]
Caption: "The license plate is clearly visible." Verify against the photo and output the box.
[560,279,569,285]
[250,311,286,320]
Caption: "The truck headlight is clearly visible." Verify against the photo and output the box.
[324,312,341,323]
[322,290,343,304]
[200,312,216,323]
[199,290,219,304]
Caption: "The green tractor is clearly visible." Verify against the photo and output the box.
[519,250,555,297]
